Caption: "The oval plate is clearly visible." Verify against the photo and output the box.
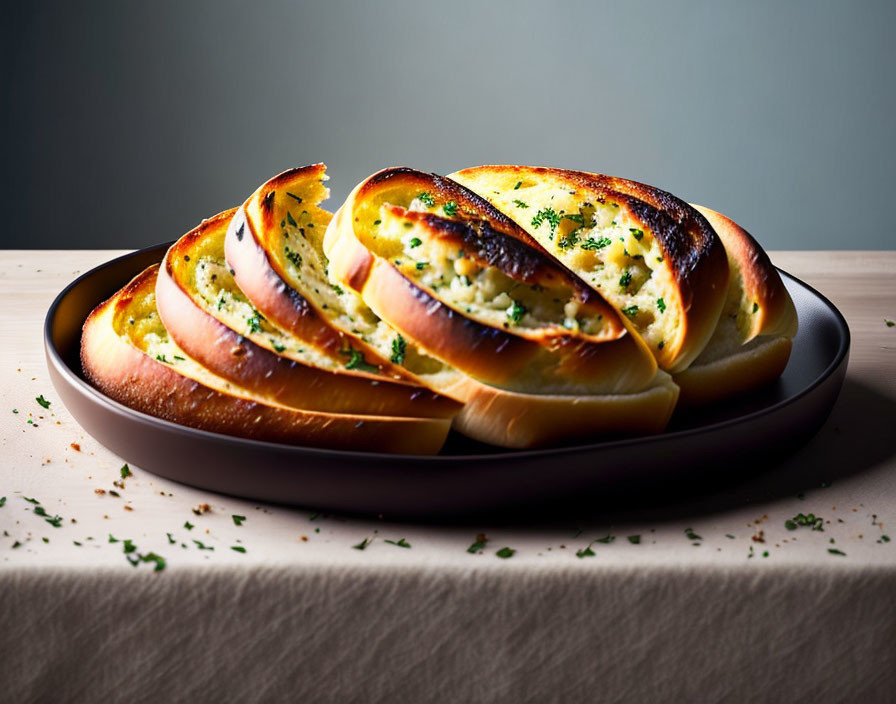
[45,243,849,518]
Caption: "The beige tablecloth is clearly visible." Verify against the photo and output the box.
[1,250,895,702]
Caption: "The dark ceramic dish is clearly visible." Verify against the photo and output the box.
[45,243,849,517]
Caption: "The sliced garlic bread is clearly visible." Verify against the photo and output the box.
[81,265,452,454]
[324,167,659,395]
[673,205,798,404]
[156,208,458,419]
[449,166,730,373]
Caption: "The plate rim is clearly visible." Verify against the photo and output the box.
[44,243,851,463]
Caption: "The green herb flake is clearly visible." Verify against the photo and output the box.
[562,213,584,225]
[787,512,824,531]
[531,207,561,235]
[467,534,488,553]
[390,335,407,366]
[619,270,633,290]
[656,297,666,313]
[35,395,51,409]
[512,199,528,208]
[594,535,615,544]
[73,541,82,547]
[353,538,371,551]
[11,409,17,414]
[684,527,702,541]
[232,515,246,526]
[828,548,846,556]
[629,228,644,240]
[879,535,891,543]
[167,533,176,545]
[415,261,429,270]
[331,284,344,296]
[183,521,194,531]
[12,541,22,548]
[108,490,120,498]
[285,246,302,269]
[42,537,49,543]
[725,534,736,539]
[513,181,522,190]
[246,315,261,334]
[120,464,132,479]
[576,545,595,558]
[886,319,895,327]
[0,497,5,508]
[496,546,516,559]
[752,302,759,313]
[342,348,379,373]
[581,236,612,251]
[231,546,247,553]
[507,299,528,325]
[384,538,411,548]
[627,535,641,544]
[621,305,639,319]
[193,539,214,551]
[408,237,422,248]
[271,340,286,353]
[417,192,436,207]
[141,552,166,571]
[286,211,298,227]
[442,201,458,217]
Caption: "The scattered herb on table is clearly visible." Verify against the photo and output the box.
[594,535,615,544]
[785,513,824,531]
[725,534,736,539]
[232,515,246,526]
[230,546,246,554]
[496,546,515,559]
[166,533,176,545]
[353,538,371,551]
[886,319,895,327]
[627,535,641,544]
[828,548,846,556]
[684,527,702,541]
[184,521,194,530]
[35,395,51,409]
[12,409,18,414]
[120,464,132,479]
[384,538,411,548]
[0,497,5,508]
[467,534,488,553]
[576,545,596,558]
[23,497,40,505]
[193,540,214,551]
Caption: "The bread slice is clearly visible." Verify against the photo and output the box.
[324,167,659,395]
[227,164,677,447]
[81,265,452,454]
[672,205,799,404]
[156,207,458,419]
[448,166,730,373]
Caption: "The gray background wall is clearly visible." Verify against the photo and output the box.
[3,0,895,250]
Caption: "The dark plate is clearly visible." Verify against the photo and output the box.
[45,243,849,518]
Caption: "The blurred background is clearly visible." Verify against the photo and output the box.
[2,0,894,249]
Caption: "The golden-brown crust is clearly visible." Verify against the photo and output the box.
[226,168,416,381]
[691,204,798,340]
[673,336,793,406]
[449,165,731,373]
[159,212,459,419]
[327,169,659,394]
[80,267,451,454]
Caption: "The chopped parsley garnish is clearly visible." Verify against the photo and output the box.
[656,298,666,313]
[155,354,170,364]
[629,228,644,240]
[684,527,702,541]
[442,201,458,217]
[141,553,166,571]
[353,538,371,551]
[886,319,895,327]
[507,299,528,325]
[35,395,51,409]
[828,548,846,556]
[594,535,615,544]
[286,211,298,227]
[417,192,436,207]
[575,545,595,558]
[621,305,639,319]
[285,246,302,268]
[619,270,632,290]
[495,546,515,559]
[415,261,428,270]
[0,497,5,508]
[581,236,612,251]
[513,181,522,190]
[879,535,891,543]
[271,340,286,353]
[167,533,176,544]
[408,237,422,248]
[384,538,411,548]
[342,348,379,373]
[512,199,528,208]
[193,539,214,551]
[531,207,561,235]
[627,535,641,544]
[390,335,407,366]
[752,302,759,313]
[232,515,246,526]
[563,214,584,225]
[183,521,194,530]
[120,464,132,479]
[467,533,488,553]
[785,513,824,531]
[11,409,17,414]
[246,315,261,334]
[230,546,247,553]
